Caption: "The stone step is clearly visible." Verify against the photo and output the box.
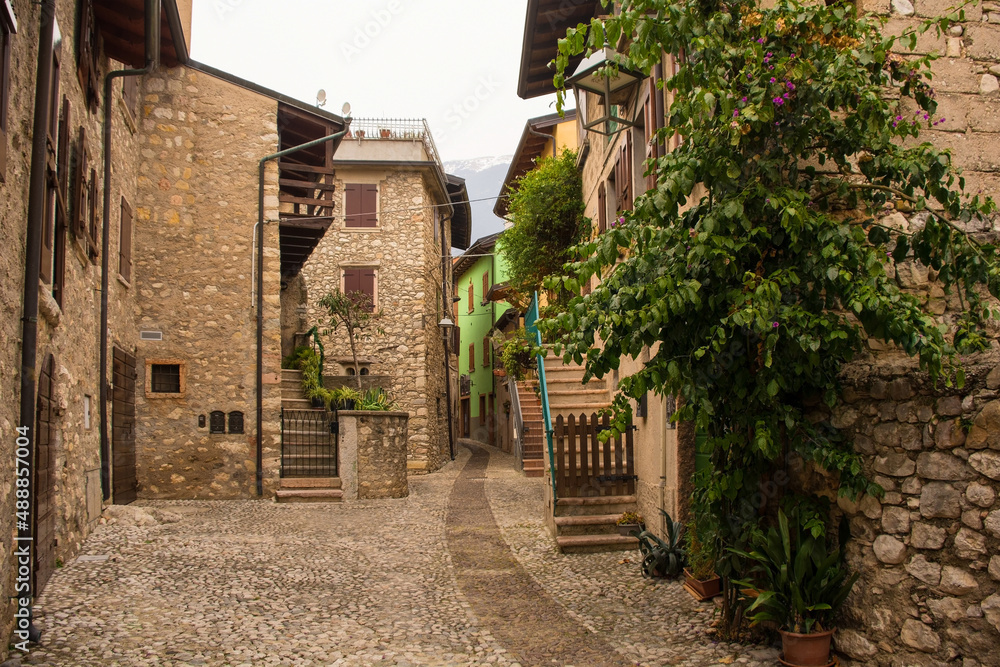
[553,513,625,536]
[556,534,638,554]
[282,399,314,409]
[554,494,637,517]
[280,477,341,489]
[275,488,343,503]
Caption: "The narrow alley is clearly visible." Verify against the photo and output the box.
[17,443,776,667]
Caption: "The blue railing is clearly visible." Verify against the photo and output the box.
[525,292,557,506]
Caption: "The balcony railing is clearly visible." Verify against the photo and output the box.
[347,118,443,171]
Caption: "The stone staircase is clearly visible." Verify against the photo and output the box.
[515,380,545,478]
[538,351,637,553]
[276,368,343,503]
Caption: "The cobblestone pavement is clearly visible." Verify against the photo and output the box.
[15,441,778,667]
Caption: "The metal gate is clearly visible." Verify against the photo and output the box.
[34,354,57,594]
[281,409,338,477]
[112,348,138,504]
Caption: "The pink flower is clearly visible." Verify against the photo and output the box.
[773,97,784,106]
[772,322,779,328]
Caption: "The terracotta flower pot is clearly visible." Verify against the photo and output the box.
[683,568,722,601]
[779,628,835,667]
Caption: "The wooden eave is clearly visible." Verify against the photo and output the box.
[494,110,577,218]
[518,0,600,100]
[94,0,186,68]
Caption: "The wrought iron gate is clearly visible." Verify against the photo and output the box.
[280,408,338,477]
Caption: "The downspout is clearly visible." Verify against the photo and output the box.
[440,214,455,460]
[527,124,555,158]
[18,0,56,631]
[100,0,161,500]
[256,120,351,495]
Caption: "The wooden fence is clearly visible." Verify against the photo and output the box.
[552,413,636,498]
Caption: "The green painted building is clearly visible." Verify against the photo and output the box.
[453,232,510,444]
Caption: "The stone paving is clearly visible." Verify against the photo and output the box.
[13,441,779,667]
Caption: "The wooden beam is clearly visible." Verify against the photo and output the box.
[278,162,335,175]
[279,178,337,191]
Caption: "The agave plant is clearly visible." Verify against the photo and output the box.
[732,509,858,634]
[636,509,685,579]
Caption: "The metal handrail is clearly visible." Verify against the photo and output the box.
[525,291,557,506]
[347,117,444,172]
[507,374,524,471]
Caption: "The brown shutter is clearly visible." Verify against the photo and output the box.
[468,283,473,312]
[345,183,361,227]
[360,269,376,311]
[88,168,99,261]
[343,267,360,294]
[482,271,489,303]
[119,197,132,283]
[72,126,87,240]
[482,336,489,366]
[40,190,53,283]
[597,182,607,234]
[469,343,475,372]
[361,184,378,227]
[644,80,659,191]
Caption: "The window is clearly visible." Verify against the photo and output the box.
[76,0,100,112]
[151,364,180,393]
[121,76,138,119]
[0,4,16,182]
[228,411,244,434]
[344,183,377,228]
[597,182,607,234]
[342,266,376,311]
[481,271,489,305]
[615,133,634,212]
[468,343,475,373]
[119,197,132,283]
[482,336,489,367]
[83,395,92,430]
[145,358,185,397]
[209,411,225,434]
[467,282,474,313]
[41,30,67,307]
[433,208,439,244]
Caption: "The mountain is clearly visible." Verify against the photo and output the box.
[444,155,513,250]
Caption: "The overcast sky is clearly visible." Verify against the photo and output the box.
[190,0,564,162]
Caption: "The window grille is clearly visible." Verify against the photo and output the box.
[150,364,181,393]
[209,411,225,434]
[228,411,244,434]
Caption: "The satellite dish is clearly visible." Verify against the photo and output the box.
[316,89,327,107]
[342,101,352,117]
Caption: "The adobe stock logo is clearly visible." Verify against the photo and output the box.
[341,1,405,64]
[213,0,247,20]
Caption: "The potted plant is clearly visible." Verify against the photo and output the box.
[357,387,396,411]
[635,510,685,579]
[329,386,361,411]
[732,508,858,667]
[615,511,645,536]
[684,518,722,601]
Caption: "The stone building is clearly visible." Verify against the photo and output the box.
[0,0,366,652]
[296,118,471,475]
[516,0,1000,656]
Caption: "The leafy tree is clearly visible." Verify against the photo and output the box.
[543,0,997,632]
[319,289,384,392]
[497,149,590,308]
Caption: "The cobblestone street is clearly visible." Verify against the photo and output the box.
[15,442,777,667]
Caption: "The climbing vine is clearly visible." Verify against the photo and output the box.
[541,0,998,631]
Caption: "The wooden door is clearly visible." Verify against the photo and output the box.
[112,348,137,504]
[34,354,56,593]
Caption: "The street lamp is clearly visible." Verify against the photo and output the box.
[566,43,645,136]
[438,316,456,459]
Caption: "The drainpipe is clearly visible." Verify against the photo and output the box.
[18,0,56,630]
[440,214,455,460]
[527,124,555,158]
[99,0,161,500]
[256,120,351,496]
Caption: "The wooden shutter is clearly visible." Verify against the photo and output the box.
[361,184,377,227]
[343,267,361,293]
[119,197,132,283]
[359,268,376,311]
[345,183,361,227]
[88,168,99,261]
[482,336,489,366]
[482,271,489,303]
[77,0,100,112]
[469,343,475,372]
[122,76,138,115]
[597,182,607,234]
[72,125,88,240]
[644,79,659,191]
[468,282,474,313]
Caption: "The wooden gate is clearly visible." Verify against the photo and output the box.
[34,354,56,593]
[552,413,636,498]
[112,348,137,504]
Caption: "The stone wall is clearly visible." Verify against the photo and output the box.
[132,66,282,498]
[338,412,409,499]
[822,356,1000,665]
[301,161,452,475]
